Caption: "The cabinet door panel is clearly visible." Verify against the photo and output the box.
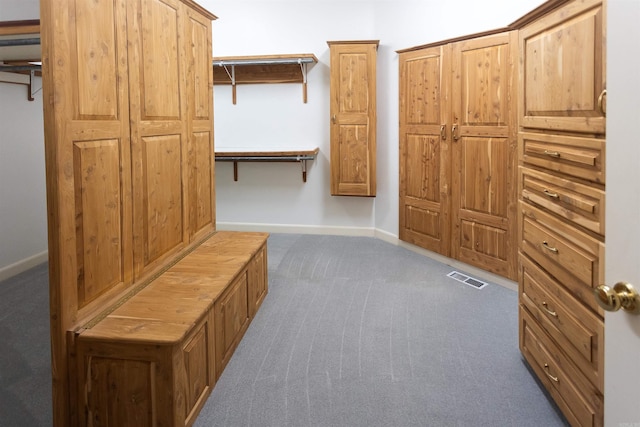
[519,0,605,133]
[128,0,189,278]
[214,271,250,378]
[186,9,215,241]
[451,32,517,279]
[399,46,451,256]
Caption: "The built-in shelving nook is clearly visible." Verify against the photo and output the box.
[212,53,318,104]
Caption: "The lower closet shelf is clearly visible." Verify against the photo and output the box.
[215,146,319,182]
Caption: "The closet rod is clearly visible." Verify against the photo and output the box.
[213,57,316,67]
[0,64,41,71]
[0,37,40,47]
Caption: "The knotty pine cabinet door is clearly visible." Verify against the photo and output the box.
[450,32,518,280]
[519,0,606,134]
[398,31,517,280]
[328,40,378,197]
[128,0,215,279]
[399,45,452,256]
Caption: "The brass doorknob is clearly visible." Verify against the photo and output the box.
[594,282,640,314]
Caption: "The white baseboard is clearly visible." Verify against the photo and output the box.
[217,222,517,291]
[0,250,48,283]
[216,221,376,237]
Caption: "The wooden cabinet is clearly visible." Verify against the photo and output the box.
[40,1,216,425]
[517,0,606,424]
[399,31,518,280]
[328,40,378,197]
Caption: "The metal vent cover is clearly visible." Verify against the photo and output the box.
[447,271,488,290]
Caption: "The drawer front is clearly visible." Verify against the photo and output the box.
[520,254,603,392]
[520,132,605,184]
[520,202,604,314]
[520,306,603,427]
[521,167,604,236]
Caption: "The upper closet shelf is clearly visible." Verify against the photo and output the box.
[212,53,318,104]
[0,20,42,101]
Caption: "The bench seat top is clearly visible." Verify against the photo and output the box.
[78,231,268,345]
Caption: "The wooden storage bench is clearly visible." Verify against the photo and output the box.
[72,231,268,427]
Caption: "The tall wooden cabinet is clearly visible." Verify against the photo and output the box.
[399,31,518,280]
[40,0,216,425]
[328,40,378,197]
[516,0,606,425]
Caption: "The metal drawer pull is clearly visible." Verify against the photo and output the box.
[543,189,559,199]
[541,302,558,317]
[544,364,559,382]
[542,241,559,253]
[440,124,447,141]
[544,150,561,158]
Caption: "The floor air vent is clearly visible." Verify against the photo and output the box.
[447,271,488,290]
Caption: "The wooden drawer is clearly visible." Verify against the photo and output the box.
[521,167,604,236]
[520,306,603,427]
[519,132,605,184]
[520,254,603,392]
[520,202,604,314]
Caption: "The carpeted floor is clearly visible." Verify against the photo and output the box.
[0,233,568,427]
[194,234,568,426]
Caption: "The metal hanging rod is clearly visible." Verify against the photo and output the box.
[0,37,40,47]
[212,57,316,67]
[0,64,41,72]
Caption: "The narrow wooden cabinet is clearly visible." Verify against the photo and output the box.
[399,31,518,280]
[328,40,378,197]
[517,0,606,425]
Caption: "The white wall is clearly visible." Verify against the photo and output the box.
[203,0,544,236]
[0,0,544,276]
[0,0,46,280]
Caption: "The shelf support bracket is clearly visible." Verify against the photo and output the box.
[28,70,42,101]
[298,59,308,103]
[300,158,308,182]
[222,64,237,104]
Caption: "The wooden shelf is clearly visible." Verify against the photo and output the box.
[212,53,318,104]
[215,147,319,182]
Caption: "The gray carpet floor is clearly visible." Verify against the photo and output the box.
[0,233,568,427]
